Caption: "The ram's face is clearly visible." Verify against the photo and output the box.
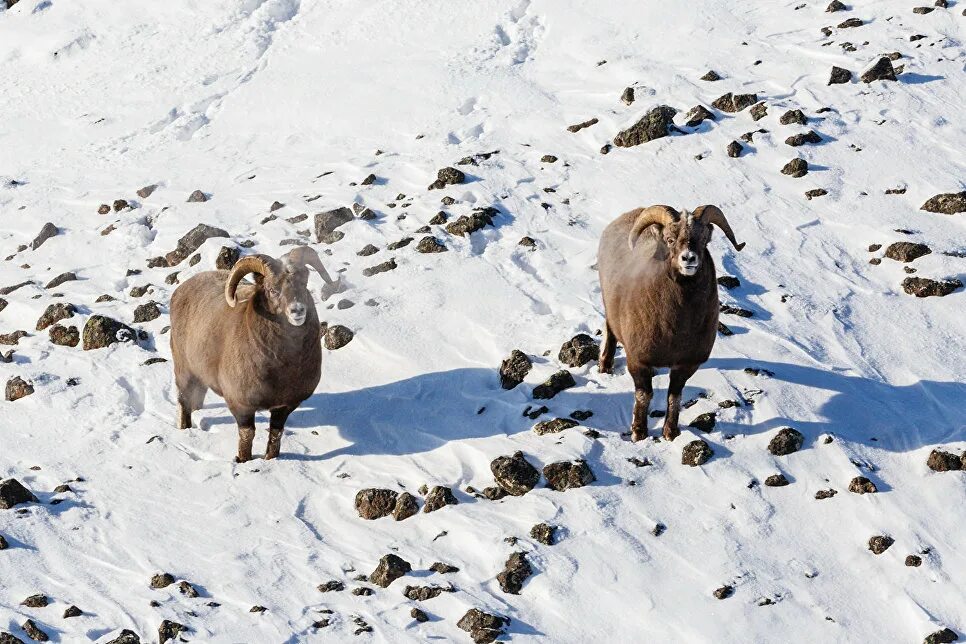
[663,212,712,277]
[263,263,310,326]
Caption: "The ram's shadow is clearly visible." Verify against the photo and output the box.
[705,357,966,452]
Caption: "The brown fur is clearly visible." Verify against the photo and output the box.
[597,205,742,441]
[169,252,326,462]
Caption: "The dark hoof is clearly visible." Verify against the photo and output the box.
[662,427,680,442]
[631,429,648,442]
[234,455,252,464]
[598,363,613,375]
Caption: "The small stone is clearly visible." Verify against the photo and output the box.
[133,301,162,323]
[165,224,229,266]
[764,474,789,487]
[826,0,846,11]
[926,449,963,472]
[416,236,447,253]
[768,427,804,455]
[0,534,8,549]
[533,418,579,436]
[805,188,828,200]
[499,349,532,389]
[457,609,508,644]
[913,6,935,13]
[0,479,38,509]
[20,620,48,642]
[566,117,599,133]
[849,476,878,494]
[750,102,767,121]
[785,131,822,146]
[45,272,77,289]
[352,587,373,596]
[445,208,496,236]
[357,244,378,257]
[83,315,137,350]
[112,199,130,212]
[924,628,959,644]
[781,158,809,178]
[885,242,932,263]
[530,523,556,545]
[411,607,429,623]
[620,87,635,105]
[532,370,576,399]
[187,190,208,203]
[0,330,28,346]
[137,185,158,199]
[905,555,923,567]
[902,277,963,298]
[393,492,419,521]
[178,581,198,598]
[62,605,82,618]
[20,594,48,608]
[712,93,759,113]
[541,154,559,163]
[496,552,532,594]
[360,173,377,186]
[862,57,897,83]
[387,237,413,251]
[683,105,715,127]
[700,70,722,81]
[428,167,466,191]
[921,191,966,215]
[423,486,458,512]
[613,105,678,147]
[727,141,743,158]
[36,303,75,331]
[104,629,141,644]
[482,486,508,500]
[313,207,354,243]
[30,223,59,250]
[689,412,716,432]
[430,562,459,574]
[150,572,175,589]
[214,246,240,271]
[815,488,838,500]
[780,109,808,125]
[682,440,714,466]
[868,535,894,555]
[714,585,734,599]
[543,460,595,491]
[558,333,599,367]
[324,324,353,350]
[5,376,34,402]
[250,606,266,613]
[838,17,864,27]
[368,554,412,587]
[362,259,397,277]
[518,236,537,250]
[403,585,447,601]
[828,66,852,84]
[317,580,345,593]
[355,488,399,520]
[98,204,111,215]
[158,620,185,644]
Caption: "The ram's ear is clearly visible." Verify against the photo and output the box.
[253,274,265,286]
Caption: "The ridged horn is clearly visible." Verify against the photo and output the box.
[627,205,680,249]
[283,246,337,285]
[225,255,276,307]
[692,205,745,251]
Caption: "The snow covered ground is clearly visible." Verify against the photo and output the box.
[1,0,964,642]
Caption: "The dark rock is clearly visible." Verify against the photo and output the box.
[20,594,47,608]
[768,428,804,455]
[457,608,508,644]
[430,562,459,574]
[496,552,532,594]
[317,580,345,592]
[815,488,838,500]
[445,209,495,236]
[885,242,931,263]
[361,173,377,186]
[924,628,959,644]
[313,207,354,243]
[558,333,599,367]
[683,105,715,127]
[541,154,559,163]
[214,246,240,271]
[423,486,458,512]
[362,258,397,277]
[781,158,809,177]
[387,237,413,251]
[45,272,77,289]
[613,105,678,147]
[83,315,136,350]
[490,452,541,496]
[158,620,185,644]
[428,167,466,190]
[98,204,111,215]
[357,244,379,257]
[36,303,75,331]
[20,620,48,642]
[5,376,34,402]
[868,535,894,555]
[392,492,419,521]
[0,281,32,296]
[902,277,962,297]
[30,223,59,251]
[499,350,532,389]
[175,580,198,597]
[785,131,822,146]
[104,629,141,644]
[849,476,878,494]
[403,585,446,601]
[837,17,864,27]
[482,486,508,500]
[137,185,158,199]
[0,534,8,549]
[689,412,716,432]
[47,324,77,348]
[112,199,130,212]
[714,585,734,599]
[415,236,447,253]
[187,190,208,203]
[62,605,82,618]
[0,330,28,346]
[533,418,578,436]
[727,141,743,158]
[619,86,635,105]
[764,473,789,487]
[700,70,722,81]
[921,191,966,215]
[530,522,556,545]
[352,587,373,596]
[411,608,429,623]
[913,6,935,13]
[750,102,767,121]
[717,321,733,336]
[682,440,714,466]
[827,0,846,11]
[717,276,741,289]
[720,304,753,317]
[862,57,897,83]
[355,488,399,520]
[712,93,759,113]
[368,554,412,587]
[926,449,963,472]
[780,109,808,125]
[518,236,537,250]
[828,66,853,84]
[532,370,575,399]
[166,224,229,266]
[566,117,599,133]
[570,410,593,421]
[133,301,161,323]
[543,460,595,491]
[150,572,175,589]
[324,324,353,350]
[805,188,828,200]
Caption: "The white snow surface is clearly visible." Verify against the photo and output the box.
[1,0,965,642]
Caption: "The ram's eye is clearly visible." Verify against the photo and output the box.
[665,237,674,245]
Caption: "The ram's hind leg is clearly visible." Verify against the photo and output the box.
[599,321,617,374]
[175,374,206,430]
[265,407,292,460]
[629,366,655,442]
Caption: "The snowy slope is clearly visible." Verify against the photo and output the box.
[1,0,965,642]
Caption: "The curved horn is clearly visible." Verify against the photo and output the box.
[692,205,745,251]
[284,246,337,285]
[225,255,276,307]
[627,205,680,250]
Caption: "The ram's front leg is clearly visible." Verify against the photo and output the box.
[231,407,257,463]
[663,364,699,441]
[629,366,655,442]
[265,407,292,460]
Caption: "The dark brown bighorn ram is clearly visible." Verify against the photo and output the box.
[170,246,338,462]
[597,204,745,441]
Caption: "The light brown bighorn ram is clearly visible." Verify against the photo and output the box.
[170,246,337,461]
[597,204,744,441]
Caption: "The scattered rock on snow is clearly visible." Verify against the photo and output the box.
[682,440,714,466]
[861,56,897,83]
[133,301,161,323]
[5,376,34,402]
[712,93,758,113]
[214,246,240,270]
[785,131,822,147]
[324,324,354,350]
[186,190,208,202]
[613,105,678,147]
[30,223,58,251]
[884,242,931,263]
[411,607,429,623]
[902,277,962,297]
[837,17,864,28]
[533,418,579,436]
[926,449,963,472]
[805,188,828,200]
[688,412,716,432]
[768,428,805,455]
[20,620,48,642]
[499,350,532,389]
[750,102,767,121]
[416,236,447,253]
[445,208,496,236]
[317,580,345,593]
[314,207,354,243]
[0,478,38,509]
[558,333,599,367]
[83,315,137,350]
[828,66,853,85]
[727,141,743,158]
[20,594,48,608]
[45,272,77,289]
[849,476,878,494]
[49,325,80,347]
[355,489,399,520]
[714,585,734,599]
[165,224,229,266]
[457,608,508,644]
[815,488,838,500]
[496,552,532,594]
[393,492,419,521]
[62,605,82,618]
[780,109,807,125]
[158,620,185,644]
[36,303,75,331]
[362,258,397,277]
[150,572,175,589]
[404,585,447,601]
[683,105,715,127]
[920,191,966,215]
[423,486,458,512]
[620,87,635,105]
[923,628,960,644]
[781,158,809,178]
[764,474,790,487]
[104,629,141,644]
[532,370,576,399]
[868,535,894,555]
[530,523,557,545]
[826,0,846,11]
[566,117,599,133]
[428,167,466,190]
[368,554,412,588]
[490,452,541,496]
[700,70,722,81]
[543,460,595,491]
